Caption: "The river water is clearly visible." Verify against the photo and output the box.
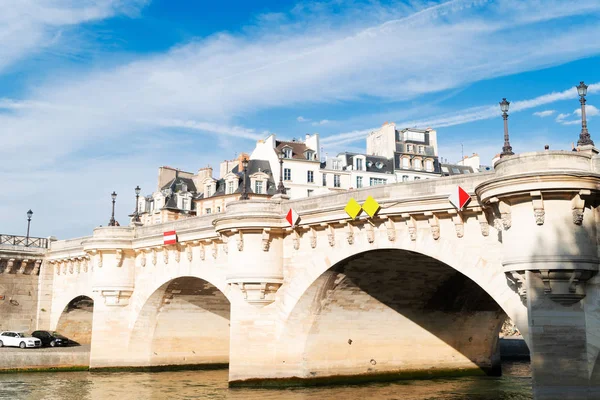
[0,362,532,400]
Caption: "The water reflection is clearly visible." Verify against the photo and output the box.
[0,362,531,400]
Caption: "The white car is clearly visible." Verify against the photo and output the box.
[0,331,42,349]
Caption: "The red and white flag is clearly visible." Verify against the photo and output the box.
[286,208,300,227]
[448,185,471,211]
[164,230,177,245]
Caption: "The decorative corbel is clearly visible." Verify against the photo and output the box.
[51,260,59,275]
[199,243,206,260]
[310,227,317,249]
[571,190,590,225]
[325,224,335,247]
[403,214,417,241]
[115,249,124,268]
[212,241,218,259]
[33,260,42,275]
[540,270,552,294]
[235,230,244,252]
[220,234,228,255]
[137,250,146,267]
[292,229,300,250]
[385,217,396,242]
[452,213,464,238]
[366,222,375,243]
[530,191,545,225]
[162,247,169,264]
[345,222,354,245]
[427,213,440,240]
[476,210,490,237]
[490,198,511,230]
[75,258,81,274]
[18,259,28,274]
[185,242,193,262]
[83,256,90,272]
[174,244,181,263]
[262,229,271,251]
[151,248,157,265]
[62,260,68,275]
[68,259,74,274]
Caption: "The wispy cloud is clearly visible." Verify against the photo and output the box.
[312,119,330,126]
[297,116,310,122]
[322,83,600,146]
[555,105,599,125]
[533,110,555,117]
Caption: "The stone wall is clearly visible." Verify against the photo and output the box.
[56,296,94,344]
[0,271,40,333]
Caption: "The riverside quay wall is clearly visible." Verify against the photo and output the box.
[3,150,600,400]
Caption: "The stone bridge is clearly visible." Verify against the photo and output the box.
[37,151,600,399]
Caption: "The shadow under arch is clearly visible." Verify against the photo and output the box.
[56,295,94,345]
[128,276,231,369]
[279,248,526,383]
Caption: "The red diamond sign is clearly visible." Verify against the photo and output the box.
[448,186,471,211]
[286,208,299,227]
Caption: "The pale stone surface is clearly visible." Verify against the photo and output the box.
[3,150,597,399]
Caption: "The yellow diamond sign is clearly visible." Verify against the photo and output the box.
[345,198,362,219]
[362,196,380,218]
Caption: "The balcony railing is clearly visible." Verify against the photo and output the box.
[0,234,49,249]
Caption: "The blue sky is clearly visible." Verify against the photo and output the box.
[1,0,600,239]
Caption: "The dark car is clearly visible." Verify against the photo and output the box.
[31,331,71,347]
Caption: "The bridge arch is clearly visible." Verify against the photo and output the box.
[274,233,529,382]
[127,275,231,368]
[55,295,94,345]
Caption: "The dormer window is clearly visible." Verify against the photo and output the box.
[375,161,383,169]
[283,147,292,158]
[407,144,414,153]
[305,150,315,160]
[355,158,363,171]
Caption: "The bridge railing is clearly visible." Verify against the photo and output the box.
[0,234,49,249]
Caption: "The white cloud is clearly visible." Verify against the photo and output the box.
[574,104,600,117]
[555,105,598,125]
[322,83,600,146]
[533,110,555,117]
[312,119,330,126]
[3,0,600,237]
[297,116,310,122]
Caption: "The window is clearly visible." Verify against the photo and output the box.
[205,208,212,214]
[322,173,327,186]
[182,199,188,210]
[284,168,291,181]
[217,206,221,213]
[205,185,213,197]
[414,158,422,170]
[402,157,410,168]
[356,176,363,188]
[414,177,421,180]
[418,146,425,154]
[306,150,315,160]
[452,168,461,174]
[425,160,434,171]
[307,171,314,183]
[406,144,413,153]
[370,178,386,186]
[334,174,341,188]
[255,181,263,194]
[283,148,292,158]
[403,131,425,142]
[375,161,383,169]
[227,181,235,194]
[307,189,314,197]
[402,175,409,182]
[332,159,341,170]
[356,158,363,171]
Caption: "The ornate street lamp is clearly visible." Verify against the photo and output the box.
[499,98,514,157]
[277,151,287,195]
[134,186,141,222]
[576,81,594,146]
[240,158,250,200]
[109,191,117,226]
[26,209,33,246]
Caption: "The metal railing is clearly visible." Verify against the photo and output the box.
[0,234,49,249]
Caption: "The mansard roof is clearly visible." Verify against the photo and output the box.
[339,152,394,174]
[275,140,316,160]
[195,159,277,199]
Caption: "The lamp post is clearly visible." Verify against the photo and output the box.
[576,81,594,147]
[240,158,249,200]
[26,209,33,246]
[109,191,117,226]
[134,186,141,222]
[499,98,514,157]
[277,151,287,195]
